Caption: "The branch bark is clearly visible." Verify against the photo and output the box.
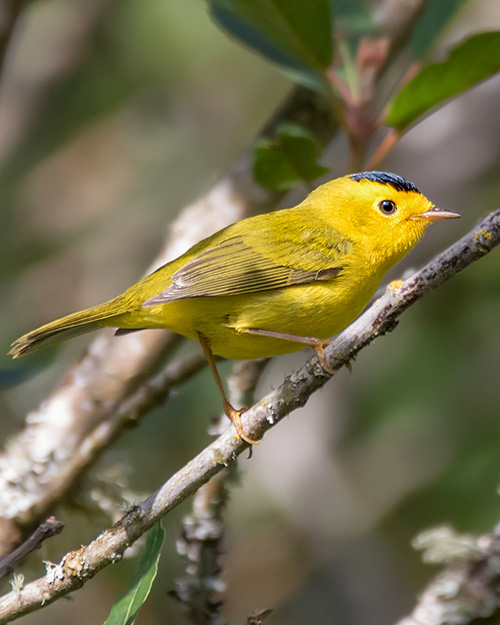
[0,516,64,580]
[0,209,498,624]
[397,529,500,625]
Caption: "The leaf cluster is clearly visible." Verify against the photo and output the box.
[207,0,500,187]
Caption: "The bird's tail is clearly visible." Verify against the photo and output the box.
[9,297,129,358]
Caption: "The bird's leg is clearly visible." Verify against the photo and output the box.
[244,328,336,376]
[197,332,260,445]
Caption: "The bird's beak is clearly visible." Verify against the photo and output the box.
[416,207,462,222]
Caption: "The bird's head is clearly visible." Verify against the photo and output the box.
[309,171,461,266]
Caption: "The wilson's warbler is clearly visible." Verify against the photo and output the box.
[10,171,460,444]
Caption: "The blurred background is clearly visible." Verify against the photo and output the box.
[1,0,500,623]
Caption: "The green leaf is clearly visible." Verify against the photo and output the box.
[209,0,333,92]
[409,0,469,59]
[385,32,500,131]
[103,523,165,625]
[253,124,329,191]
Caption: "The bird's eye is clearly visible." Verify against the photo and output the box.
[378,199,397,215]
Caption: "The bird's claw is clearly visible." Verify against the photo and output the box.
[226,405,260,445]
[312,340,336,376]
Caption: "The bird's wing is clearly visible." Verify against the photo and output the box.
[143,229,348,306]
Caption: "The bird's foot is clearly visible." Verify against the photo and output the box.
[225,404,260,445]
[311,339,336,376]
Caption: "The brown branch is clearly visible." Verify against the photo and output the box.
[0,209,498,624]
[247,608,273,624]
[364,128,400,170]
[0,517,64,580]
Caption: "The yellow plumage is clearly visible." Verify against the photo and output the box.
[10,172,459,359]
[10,172,460,442]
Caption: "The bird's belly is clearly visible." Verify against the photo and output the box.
[117,274,381,360]
[226,281,376,358]
[156,276,376,358]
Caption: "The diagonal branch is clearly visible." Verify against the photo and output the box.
[0,209,498,624]
[0,516,64,580]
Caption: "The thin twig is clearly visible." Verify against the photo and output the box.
[0,517,64,580]
[364,128,400,170]
[247,608,273,624]
[0,209,498,625]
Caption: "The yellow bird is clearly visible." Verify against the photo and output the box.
[10,172,460,443]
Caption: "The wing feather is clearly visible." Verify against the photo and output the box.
[143,224,348,307]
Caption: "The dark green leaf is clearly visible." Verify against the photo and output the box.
[209,0,333,92]
[103,523,165,625]
[385,32,500,130]
[253,124,329,190]
[409,0,469,59]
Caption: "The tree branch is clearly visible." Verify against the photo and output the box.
[397,528,500,625]
[0,517,64,580]
[0,209,498,624]
[174,471,230,625]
